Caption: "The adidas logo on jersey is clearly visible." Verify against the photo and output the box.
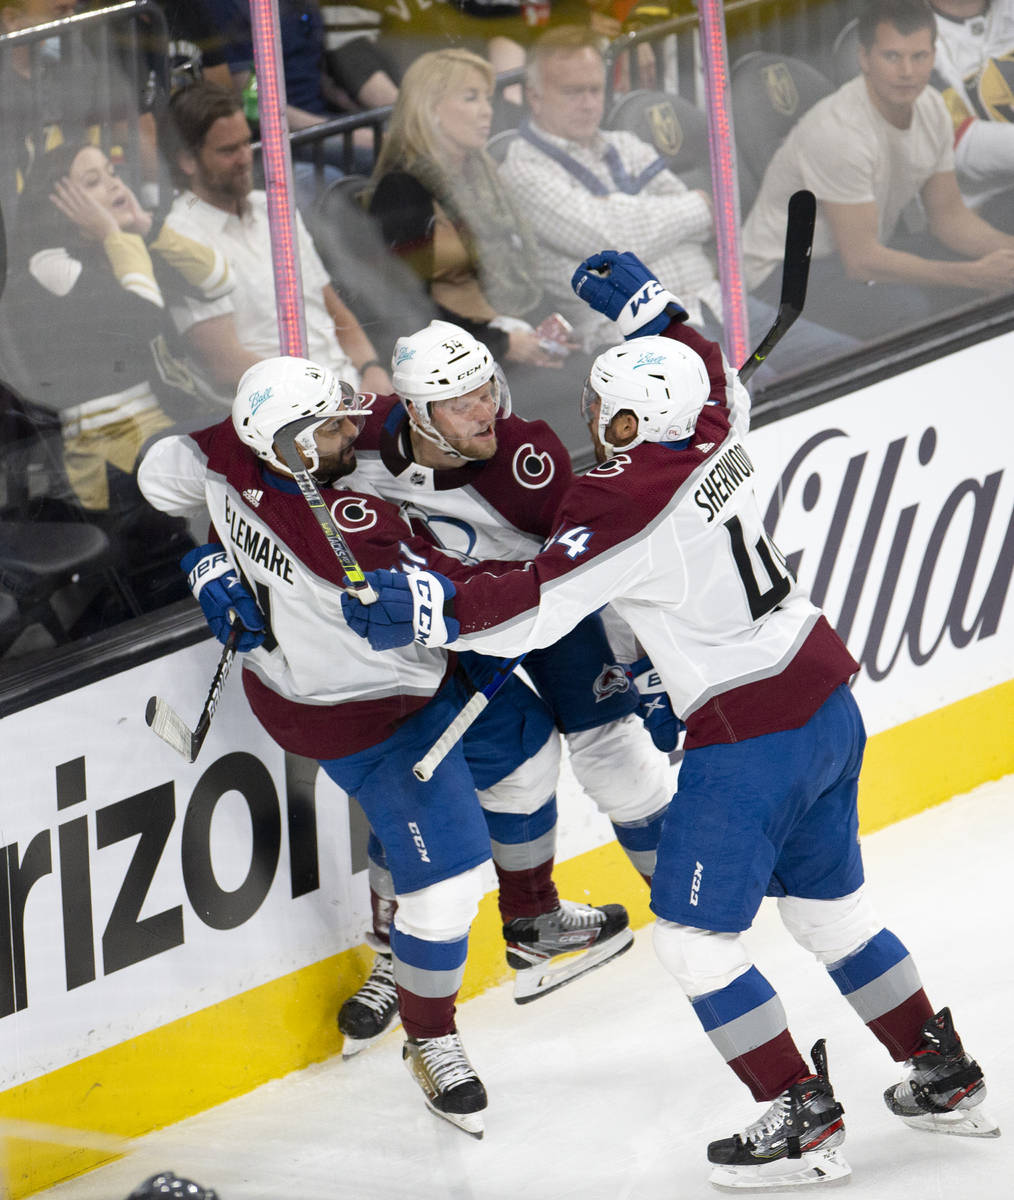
[695,442,715,454]
[242,488,264,508]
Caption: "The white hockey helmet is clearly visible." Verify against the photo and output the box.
[391,320,511,458]
[232,356,372,474]
[581,337,710,457]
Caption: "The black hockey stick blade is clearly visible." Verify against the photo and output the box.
[145,624,240,762]
[739,189,816,383]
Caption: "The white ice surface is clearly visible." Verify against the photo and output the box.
[27,775,1014,1199]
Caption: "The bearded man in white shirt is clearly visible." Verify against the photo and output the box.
[163,81,393,400]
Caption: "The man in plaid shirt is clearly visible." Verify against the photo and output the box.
[500,24,857,373]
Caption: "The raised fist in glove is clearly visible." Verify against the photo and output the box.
[626,656,684,753]
[341,569,460,651]
[182,543,265,652]
[571,250,688,338]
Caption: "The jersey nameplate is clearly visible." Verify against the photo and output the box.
[693,441,756,523]
[224,493,295,583]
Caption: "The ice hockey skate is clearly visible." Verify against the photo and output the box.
[707,1040,850,1192]
[884,1006,1000,1137]
[503,898,633,1004]
[403,1031,487,1138]
[338,951,400,1058]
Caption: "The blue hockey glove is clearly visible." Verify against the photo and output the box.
[626,656,684,753]
[341,569,460,652]
[571,250,688,338]
[181,543,265,652]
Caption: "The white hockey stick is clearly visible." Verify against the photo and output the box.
[145,620,241,762]
[412,654,526,781]
[274,415,378,604]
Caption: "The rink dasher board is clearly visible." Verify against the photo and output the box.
[1,332,1012,1198]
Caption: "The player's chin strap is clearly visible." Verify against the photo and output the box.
[403,400,503,463]
[404,402,469,460]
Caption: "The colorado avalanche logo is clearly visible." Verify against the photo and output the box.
[589,453,632,478]
[512,443,555,490]
[329,496,378,533]
[593,663,631,702]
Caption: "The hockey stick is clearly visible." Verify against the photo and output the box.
[412,653,526,781]
[738,188,816,383]
[274,415,378,603]
[146,620,241,762]
[411,196,817,781]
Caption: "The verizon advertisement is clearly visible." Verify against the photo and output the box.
[1,333,1011,1087]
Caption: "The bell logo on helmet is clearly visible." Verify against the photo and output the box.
[395,346,416,365]
[249,387,272,413]
[633,351,665,370]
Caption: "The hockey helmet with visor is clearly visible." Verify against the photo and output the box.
[233,356,373,475]
[391,320,511,458]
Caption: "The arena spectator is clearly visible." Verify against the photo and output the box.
[8,140,230,513]
[504,26,858,374]
[931,0,1014,232]
[367,48,574,369]
[4,140,228,611]
[198,0,360,187]
[0,0,99,219]
[163,81,393,397]
[742,0,1014,341]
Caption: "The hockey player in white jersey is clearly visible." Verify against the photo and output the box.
[931,0,1014,225]
[342,251,999,1187]
[338,320,676,1048]
[137,356,630,1137]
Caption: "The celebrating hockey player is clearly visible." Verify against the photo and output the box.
[341,253,999,1187]
[337,319,677,1049]
[136,355,631,1138]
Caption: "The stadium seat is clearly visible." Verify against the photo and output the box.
[309,177,438,365]
[605,88,759,213]
[0,519,114,652]
[831,19,861,86]
[730,52,835,184]
[486,129,519,165]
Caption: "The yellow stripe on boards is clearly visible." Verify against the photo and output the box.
[3,679,1009,1197]
[857,678,1014,834]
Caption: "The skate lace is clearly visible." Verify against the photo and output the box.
[555,899,604,931]
[418,1034,477,1091]
[742,1093,792,1147]
[354,955,396,1017]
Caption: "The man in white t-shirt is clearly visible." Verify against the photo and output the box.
[931,0,1014,227]
[162,81,393,400]
[742,0,1014,339]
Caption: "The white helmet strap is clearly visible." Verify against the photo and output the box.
[404,399,467,460]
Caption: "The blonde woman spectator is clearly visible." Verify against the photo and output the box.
[367,48,573,369]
